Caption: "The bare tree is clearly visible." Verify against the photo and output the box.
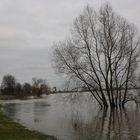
[15,82,22,95]
[32,78,45,88]
[32,78,49,97]
[53,3,140,108]
[22,82,32,96]
[1,74,16,95]
[40,84,50,95]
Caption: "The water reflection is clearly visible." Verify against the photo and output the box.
[70,108,140,140]
[3,93,140,140]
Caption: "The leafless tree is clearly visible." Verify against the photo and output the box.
[22,82,32,96]
[32,78,49,97]
[53,3,140,108]
[32,78,45,88]
[1,74,16,95]
[15,82,22,95]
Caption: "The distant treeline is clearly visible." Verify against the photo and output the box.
[0,74,50,98]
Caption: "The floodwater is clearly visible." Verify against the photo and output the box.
[2,92,140,140]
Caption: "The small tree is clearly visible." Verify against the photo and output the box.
[53,3,140,108]
[32,78,45,87]
[32,78,48,97]
[15,82,22,95]
[22,83,32,96]
[40,84,50,95]
[1,74,16,95]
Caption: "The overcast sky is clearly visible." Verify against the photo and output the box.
[0,0,140,88]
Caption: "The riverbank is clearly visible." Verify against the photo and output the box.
[0,104,57,140]
[0,95,17,100]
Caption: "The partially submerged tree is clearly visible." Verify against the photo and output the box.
[53,3,140,108]
[32,78,49,97]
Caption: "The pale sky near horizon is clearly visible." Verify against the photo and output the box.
[0,0,140,88]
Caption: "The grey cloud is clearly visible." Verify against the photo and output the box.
[0,0,140,88]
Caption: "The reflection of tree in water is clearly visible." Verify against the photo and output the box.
[70,108,140,140]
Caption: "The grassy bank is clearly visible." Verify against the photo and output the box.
[0,105,57,140]
[0,95,17,100]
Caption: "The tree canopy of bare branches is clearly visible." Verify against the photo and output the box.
[53,3,140,108]
[1,74,16,95]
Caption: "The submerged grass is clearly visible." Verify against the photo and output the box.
[0,105,57,140]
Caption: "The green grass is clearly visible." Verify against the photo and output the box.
[0,105,57,140]
[0,95,17,100]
